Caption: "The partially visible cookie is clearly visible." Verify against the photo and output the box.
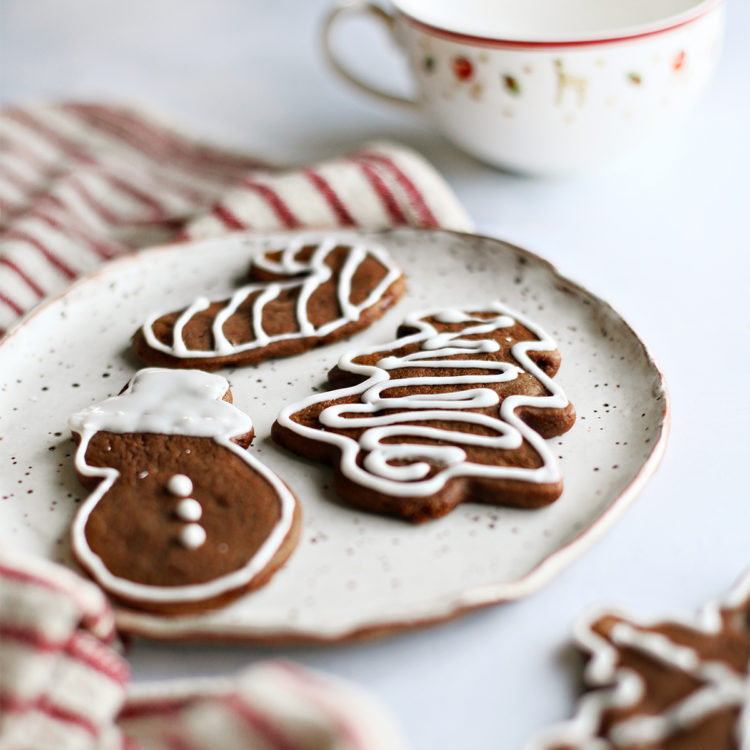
[69,368,301,614]
[273,303,576,522]
[132,237,406,370]
[527,570,750,750]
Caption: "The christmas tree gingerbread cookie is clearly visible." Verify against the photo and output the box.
[69,368,301,613]
[527,569,750,750]
[273,303,576,522]
[132,236,406,370]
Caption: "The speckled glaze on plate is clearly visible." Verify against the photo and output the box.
[0,229,669,642]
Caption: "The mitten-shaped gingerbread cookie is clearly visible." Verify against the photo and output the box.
[69,368,301,613]
[133,237,406,370]
[274,303,576,522]
[528,569,750,750]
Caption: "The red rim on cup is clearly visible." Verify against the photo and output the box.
[393,0,723,49]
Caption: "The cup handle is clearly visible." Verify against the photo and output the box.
[322,1,417,110]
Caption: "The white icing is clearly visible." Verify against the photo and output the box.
[336,244,367,320]
[179,523,206,550]
[69,368,296,604]
[69,368,253,439]
[167,474,193,497]
[140,237,402,359]
[175,497,202,522]
[610,678,748,746]
[276,303,570,498]
[172,298,210,356]
[610,622,700,673]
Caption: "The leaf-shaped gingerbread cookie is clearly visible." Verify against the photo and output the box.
[69,368,301,613]
[527,570,750,750]
[132,236,406,370]
[273,303,576,522]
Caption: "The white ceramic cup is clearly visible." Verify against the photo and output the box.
[323,0,725,174]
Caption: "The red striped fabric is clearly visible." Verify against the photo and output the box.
[359,149,440,228]
[0,692,101,738]
[6,229,78,279]
[0,103,269,336]
[211,202,247,231]
[221,693,299,750]
[302,167,357,227]
[0,290,23,315]
[1,551,407,749]
[0,625,127,686]
[1,102,471,338]
[0,257,45,296]
[350,156,409,225]
[0,561,114,628]
[0,550,123,747]
[33,208,119,260]
[240,177,302,229]
[274,661,367,750]
[66,631,131,685]
[63,103,267,174]
[118,696,197,721]
[118,664,407,750]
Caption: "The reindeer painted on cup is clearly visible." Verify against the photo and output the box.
[554,58,588,107]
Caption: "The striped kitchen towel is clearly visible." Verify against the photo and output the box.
[0,548,407,750]
[0,547,126,750]
[0,102,473,337]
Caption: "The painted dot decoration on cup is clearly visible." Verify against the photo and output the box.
[451,56,474,81]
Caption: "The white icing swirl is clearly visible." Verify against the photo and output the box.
[140,237,402,359]
[276,303,571,497]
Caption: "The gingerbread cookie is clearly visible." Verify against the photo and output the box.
[273,304,576,522]
[528,570,750,750]
[132,236,406,370]
[69,368,301,613]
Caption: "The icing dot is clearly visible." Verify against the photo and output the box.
[179,523,206,549]
[175,498,202,522]
[167,474,192,496]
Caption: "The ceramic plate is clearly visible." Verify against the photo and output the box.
[0,229,668,642]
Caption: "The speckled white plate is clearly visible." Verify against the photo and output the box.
[0,229,669,642]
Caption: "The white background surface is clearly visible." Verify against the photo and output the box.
[2,2,749,748]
